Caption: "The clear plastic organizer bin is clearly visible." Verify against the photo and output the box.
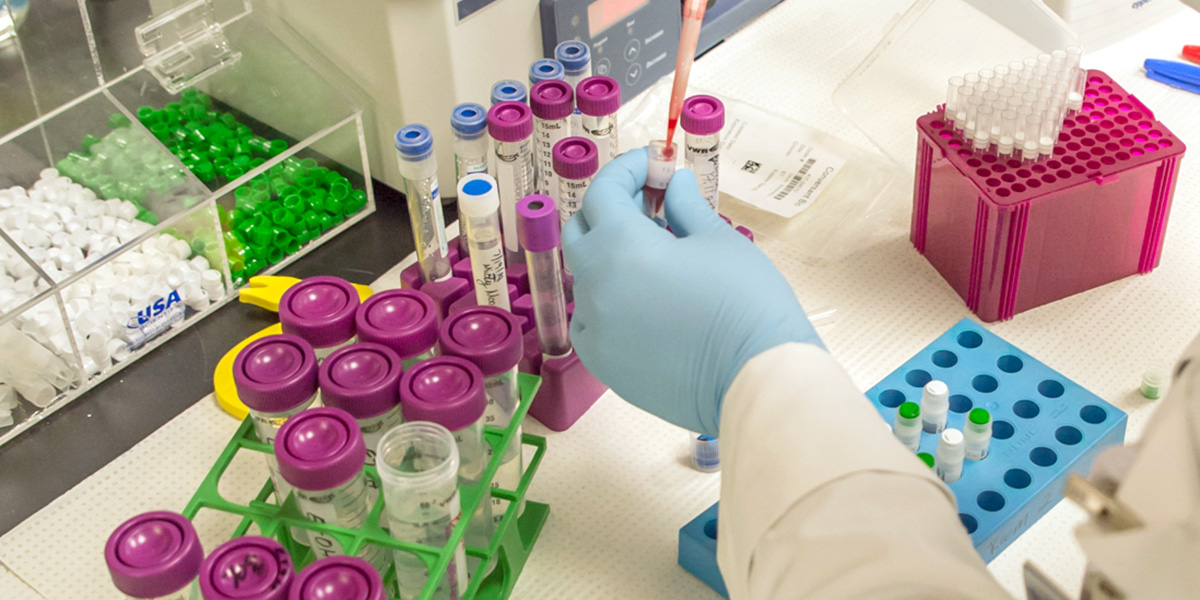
[0,0,374,444]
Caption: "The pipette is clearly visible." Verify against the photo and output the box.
[664,0,708,149]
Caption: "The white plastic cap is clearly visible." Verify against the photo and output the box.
[922,380,949,406]
[457,174,501,218]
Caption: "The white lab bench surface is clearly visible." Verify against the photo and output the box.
[2,1,1198,598]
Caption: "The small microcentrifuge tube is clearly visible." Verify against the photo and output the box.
[964,94,983,140]
[935,428,965,483]
[954,87,975,131]
[998,110,1018,157]
[964,408,992,461]
[973,105,994,151]
[691,434,719,472]
[892,401,922,452]
[1141,363,1170,399]
[946,76,966,119]
[1022,114,1043,161]
[644,140,677,223]
[921,380,949,434]
[918,452,935,469]
[1069,69,1087,112]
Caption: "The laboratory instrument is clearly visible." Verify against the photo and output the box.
[375,421,468,600]
[318,343,406,466]
[690,434,719,473]
[488,102,536,264]
[289,556,385,600]
[354,289,439,368]
[665,0,708,150]
[964,408,992,461]
[935,428,965,483]
[892,401,922,452]
[457,175,512,311]
[233,334,320,545]
[400,357,495,549]
[491,80,528,105]
[643,140,678,222]
[1141,363,1169,399]
[530,80,576,196]
[681,95,725,211]
[1045,0,1183,50]
[921,380,949,434]
[396,125,453,284]
[278,276,360,359]
[105,511,203,600]
[576,76,622,167]
[516,196,571,360]
[275,407,386,569]
[440,307,526,523]
[199,537,294,600]
[552,137,600,225]
[529,59,565,85]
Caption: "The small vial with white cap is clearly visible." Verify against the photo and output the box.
[964,408,992,461]
[105,511,203,600]
[278,276,360,360]
[199,536,294,600]
[892,401,922,452]
[289,556,385,600]
[935,428,965,483]
[921,380,949,434]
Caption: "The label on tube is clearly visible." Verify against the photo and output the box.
[685,140,720,211]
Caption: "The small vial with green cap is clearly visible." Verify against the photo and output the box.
[1141,362,1169,399]
[935,428,965,483]
[892,401,922,452]
[964,408,992,461]
[917,452,935,469]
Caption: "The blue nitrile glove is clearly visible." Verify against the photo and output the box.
[562,147,824,437]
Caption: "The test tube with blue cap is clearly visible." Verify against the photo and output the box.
[517,195,571,360]
[530,80,575,196]
[556,41,592,132]
[452,103,490,257]
[490,80,527,105]
[488,102,536,265]
[396,124,452,284]
[529,58,565,85]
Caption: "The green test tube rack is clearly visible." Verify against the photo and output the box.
[183,373,550,600]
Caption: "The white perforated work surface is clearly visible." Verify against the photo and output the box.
[2,2,1199,598]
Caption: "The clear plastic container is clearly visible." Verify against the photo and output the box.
[530,80,575,197]
[516,196,571,360]
[457,175,511,311]
[396,125,452,284]
[576,76,621,169]
[487,103,535,265]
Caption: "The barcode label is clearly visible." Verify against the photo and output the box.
[773,159,818,200]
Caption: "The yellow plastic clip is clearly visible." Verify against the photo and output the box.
[214,276,374,419]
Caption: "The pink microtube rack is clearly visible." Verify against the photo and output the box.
[912,70,1185,322]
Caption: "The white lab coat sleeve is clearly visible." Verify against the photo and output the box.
[717,343,1011,599]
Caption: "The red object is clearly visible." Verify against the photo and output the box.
[1184,45,1200,65]
[912,70,1186,322]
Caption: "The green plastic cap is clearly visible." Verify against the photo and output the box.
[969,408,991,425]
[918,452,935,468]
[899,402,921,420]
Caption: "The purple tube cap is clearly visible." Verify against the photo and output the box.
[576,76,621,117]
[319,343,404,419]
[399,356,487,432]
[279,277,360,349]
[530,80,575,121]
[200,536,294,600]
[517,195,560,253]
[106,511,203,599]
[275,407,366,491]
[355,289,439,359]
[234,334,319,413]
[440,307,523,377]
[288,556,386,600]
[552,137,599,181]
[681,95,725,135]
[487,101,534,142]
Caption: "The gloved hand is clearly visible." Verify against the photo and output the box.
[562,147,824,437]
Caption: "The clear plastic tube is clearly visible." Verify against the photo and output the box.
[945,76,965,119]
[1023,114,1043,161]
[397,126,452,284]
[376,422,467,600]
[248,398,316,546]
[953,86,975,131]
[534,114,571,196]
[483,365,523,524]
[644,140,677,222]
[1069,69,1087,112]
[449,418,495,552]
[685,131,720,211]
[453,132,489,183]
[527,246,570,359]
[581,113,618,168]
[964,408,992,461]
[1014,106,1033,153]
[963,95,983,140]
[1038,114,1058,157]
[557,172,594,226]
[973,105,993,151]
[493,138,535,264]
[998,110,1018,157]
[458,175,511,311]
[892,402,922,452]
[292,471,386,569]
[935,428,965,483]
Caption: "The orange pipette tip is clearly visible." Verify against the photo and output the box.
[1184,45,1200,65]
[665,0,708,148]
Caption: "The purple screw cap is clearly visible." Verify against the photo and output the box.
[199,537,294,600]
[279,277,360,349]
[487,102,534,143]
[288,556,385,600]
[681,95,725,135]
[439,307,523,377]
[530,80,575,121]
[105,511,203,599]
[319,343,404,419]
[576,76,621,117]
[234,334,319,414]
[275,407,367,491]
[399,357,486,432]
[517,195,559,253]
[552,137,599,181]
[355,289,439,360]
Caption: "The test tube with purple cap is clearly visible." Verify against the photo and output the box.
[516,195,571,360]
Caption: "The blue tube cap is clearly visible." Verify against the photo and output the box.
[491,80,528,105]
[395,124,433,157]
[529,59,565,85]
[555,41,591,73]
[451,103,488,136]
